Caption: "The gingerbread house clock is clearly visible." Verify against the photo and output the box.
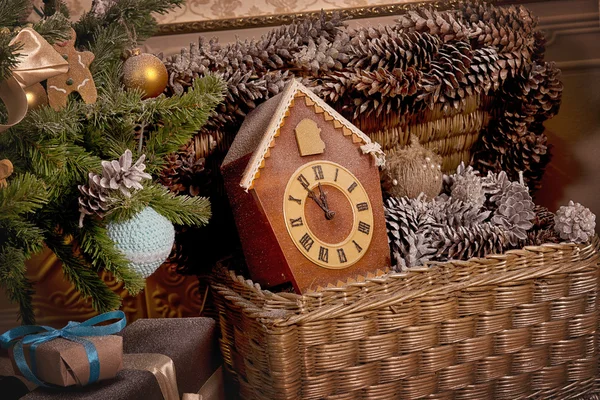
[222,80,390,293]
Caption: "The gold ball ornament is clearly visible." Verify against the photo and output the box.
[24,83,48,110]
[122,49,168,99]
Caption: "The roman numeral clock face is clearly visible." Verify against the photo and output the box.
[283,161,374,269]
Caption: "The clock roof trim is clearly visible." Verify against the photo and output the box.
[239,79,384,191]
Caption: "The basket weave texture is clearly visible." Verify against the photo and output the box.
[212,237,600,399]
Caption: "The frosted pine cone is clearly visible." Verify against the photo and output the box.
[428,196,490,228]
[429,222,514,261]
[393,231,436,271]
[554,201,596,243]
[396,8,468,43]
[78,182,115,226]
[78,150,152,226]
[451,170,486,209]
[98,150,152,197]
[490,181,535,242]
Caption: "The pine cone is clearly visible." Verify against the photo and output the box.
[160,142,208,196]
[347,27,440,71]
[532,205,555,230]
[490,181,535,242]
[385,196,432,244]
[428,196,490,228]
[393,231,437,271]
[78,150,151,226]
[396,8,469,42]
[78,181,116,225]
[451,168,486,208]
[554,201,596,243]
[473,117,551,193]
[522,62,563,122]
[459,1,536,83]
[98,150,151,197]
[350,67,424,119]
[429,222,515,261]
[459,1,536,52]
[419,41,474,110]
[526,228,559,246]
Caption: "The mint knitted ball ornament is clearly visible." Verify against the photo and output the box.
[107,207,175,278]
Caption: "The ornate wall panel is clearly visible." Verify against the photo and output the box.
[0,247,203,329]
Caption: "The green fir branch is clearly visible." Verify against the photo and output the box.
[76,222,145,295]
[32,13,71,44]
[46,235,122,312]
[0,218,45,256]
[0,31,21,84]
[0,173,48,217]
[0,246,35,325]
[75,0,184,52]
[86,25,128,87]
[147,184,211,226]
[26,102,82,142]
[143,75,225,173]
[107,183,210,227]
[0,0,32,27]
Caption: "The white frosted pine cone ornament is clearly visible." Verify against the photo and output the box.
[554,201,596,243]
[107,207,175,278]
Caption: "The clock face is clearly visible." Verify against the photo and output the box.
[283,160,374,269]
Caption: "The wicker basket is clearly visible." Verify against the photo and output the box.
[354,94,494,173]
[212,237,600,399]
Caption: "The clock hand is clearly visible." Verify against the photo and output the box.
[300,182,335,219]
[317,183,335,220]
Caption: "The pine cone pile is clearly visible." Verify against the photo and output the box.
[385,164,542,270]
[163,2,557,178]
[78,150,151,226]
[471,60,562,190]
[555,201,596,243]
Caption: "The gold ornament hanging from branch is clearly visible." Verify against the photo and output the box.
[25,83,49,110]
[122,49,168,99]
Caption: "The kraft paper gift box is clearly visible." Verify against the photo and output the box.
[21,317,221,400]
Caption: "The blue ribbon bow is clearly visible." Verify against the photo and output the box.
[0,310,126,387]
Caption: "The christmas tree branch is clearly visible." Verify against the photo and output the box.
[32,13,71,44]
[46,235,122,312]
[0,0,31,27]
[143,75,225,173]
[75,0,184,54]
[0,247,35,325]
[0,173,48,217]
[77,222,146,294]
[0,219,45,256]
[147,184,211,226]
[107,183,210,226]
[0,31,21,84]
[43,0,70,18]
